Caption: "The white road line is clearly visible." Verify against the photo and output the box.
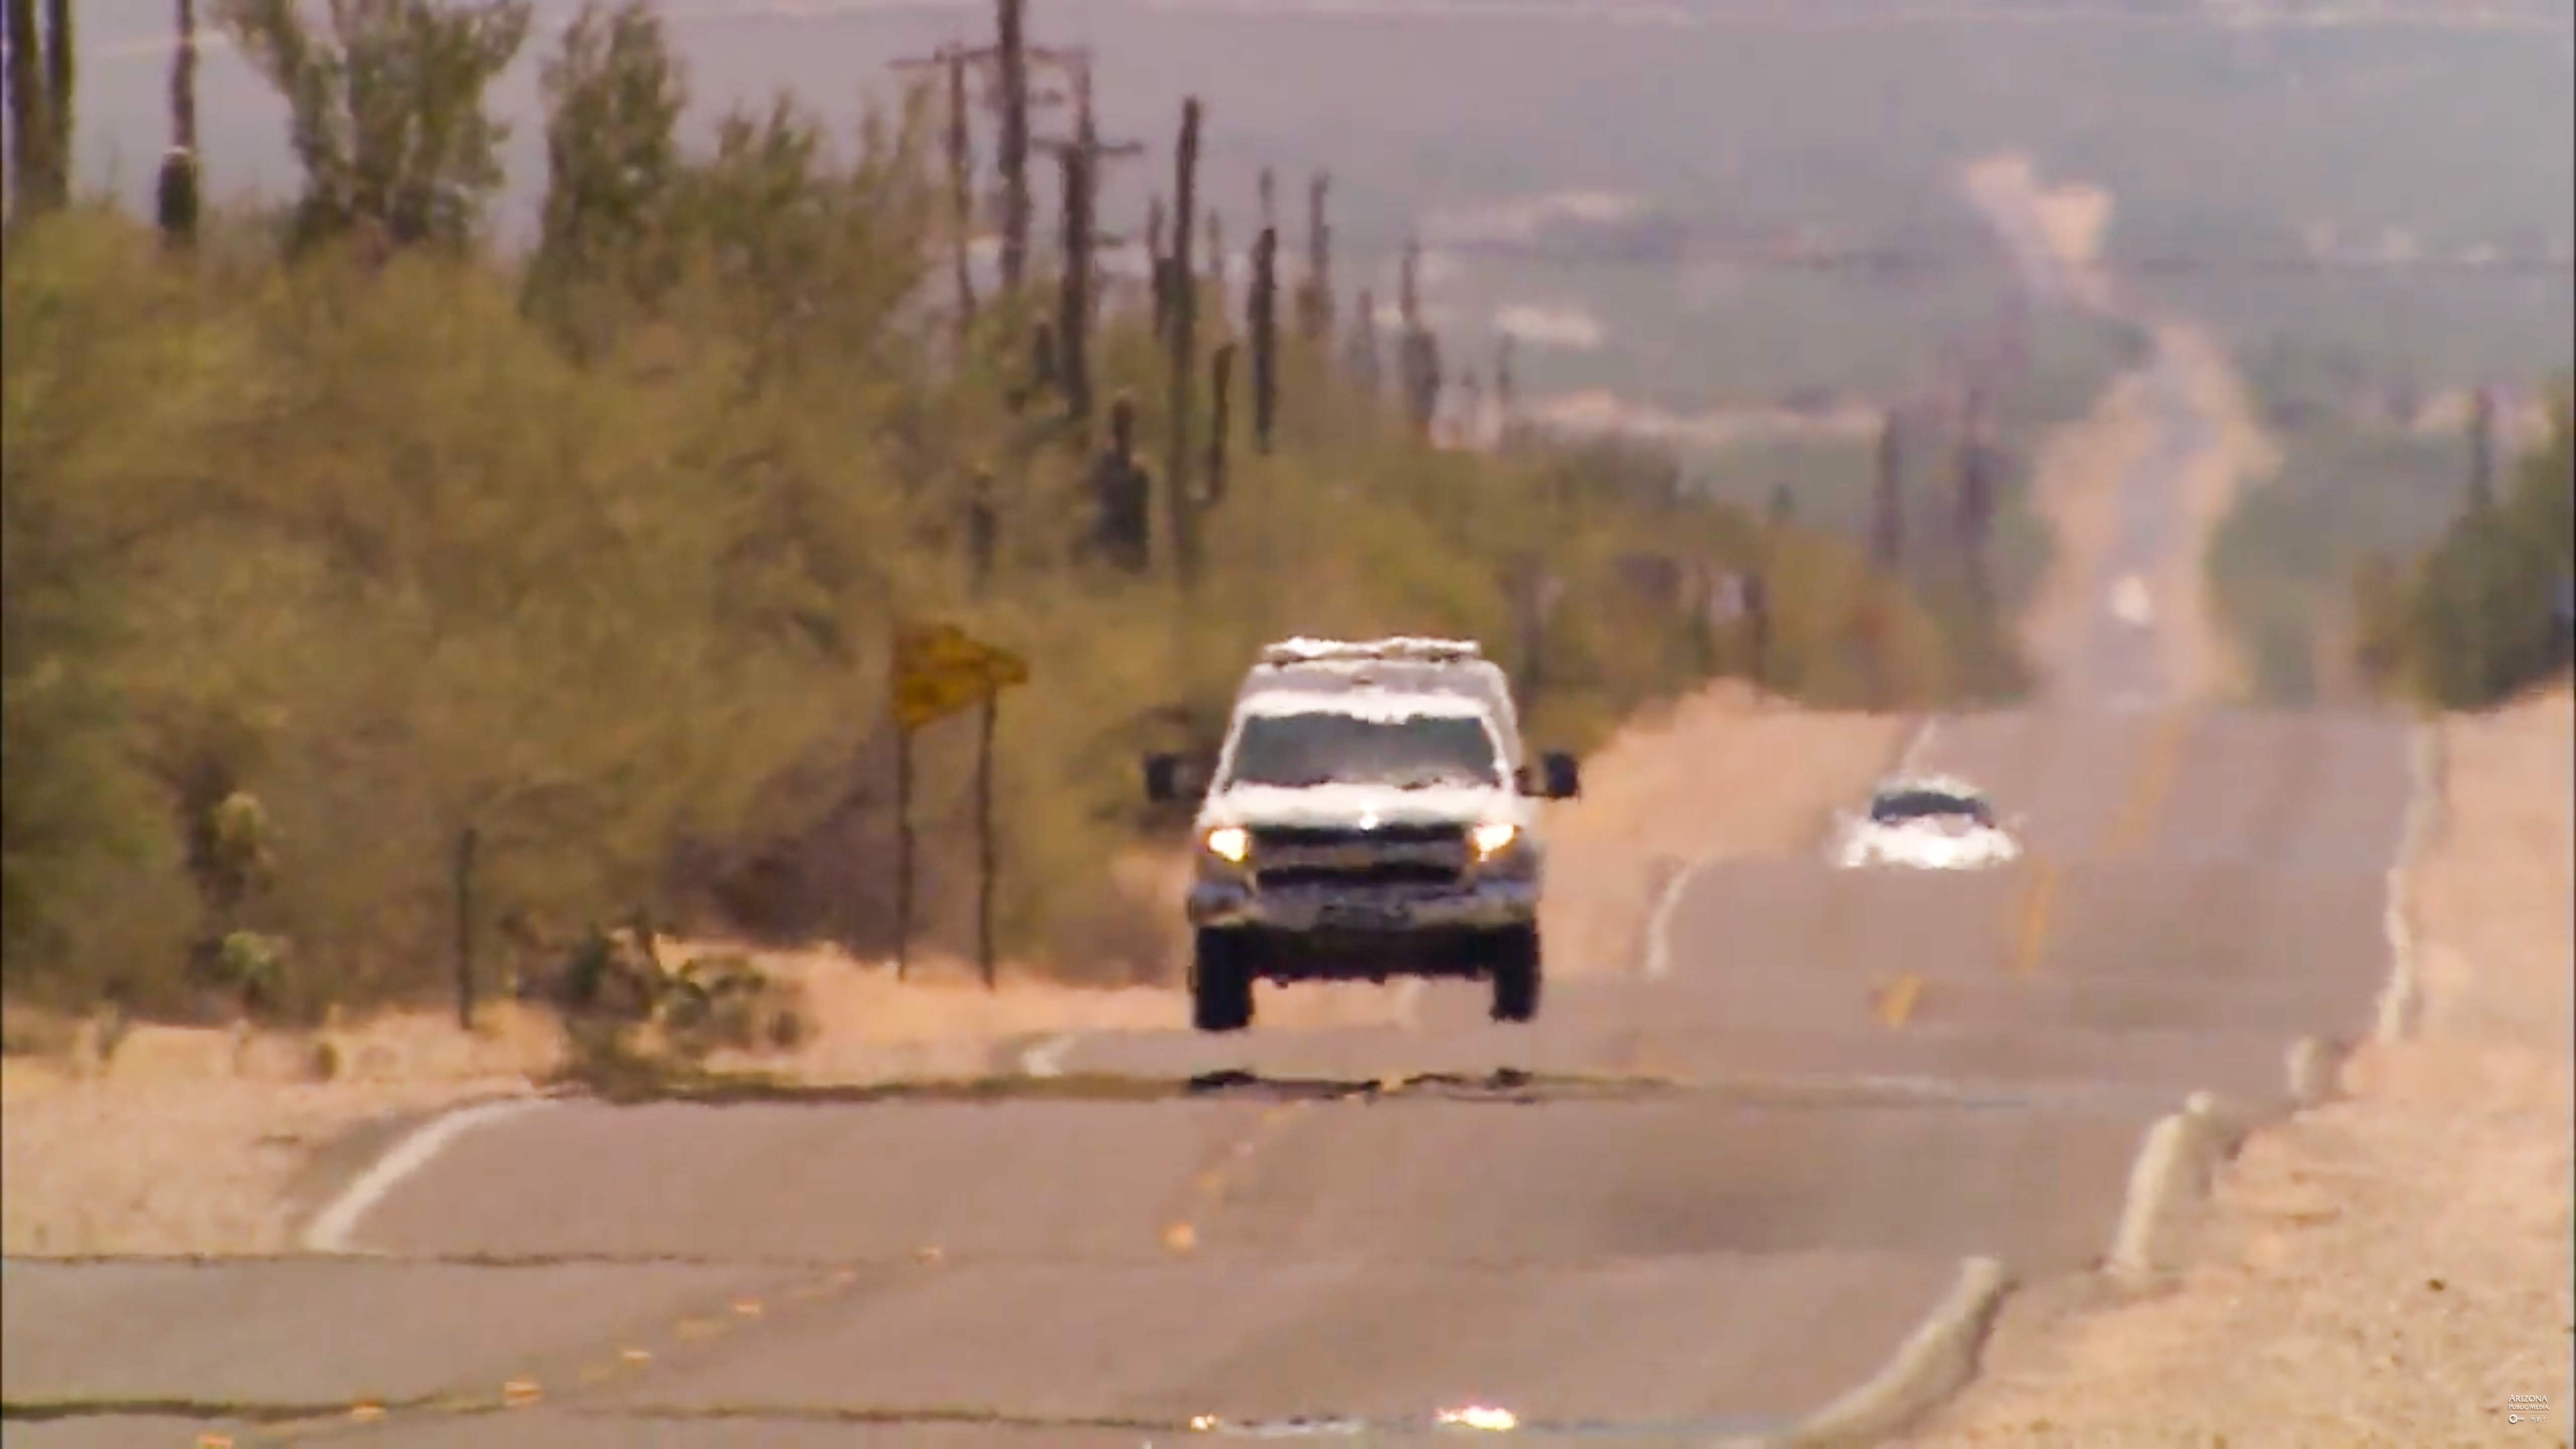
[1019,1033,1078,1078]
[2374,723,2443,1043]
[1642,859,1703,982]
[1895,714,1942,775]
[302,1098,554,1254]
[1648,712,1941,984]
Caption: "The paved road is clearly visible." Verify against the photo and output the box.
[2,347,2420,1447]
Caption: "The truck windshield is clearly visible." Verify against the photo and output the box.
[1870,791,1993,826]
[1226,711,1503,790]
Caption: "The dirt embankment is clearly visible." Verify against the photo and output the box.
[1,679,1901,1258]
[1899,687,2575,1448]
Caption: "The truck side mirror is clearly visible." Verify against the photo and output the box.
[1540,751,1580,800]
[1143,752,1183,803]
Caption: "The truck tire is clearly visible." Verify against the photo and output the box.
[1191,929,1256,1032]
[1488,925,1542,1023]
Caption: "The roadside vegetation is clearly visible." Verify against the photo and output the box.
[2368,387,2575,710]
[2,0,1997,1033]
[2207,338,2572,708]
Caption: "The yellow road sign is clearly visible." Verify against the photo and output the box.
[891,623,1029,731]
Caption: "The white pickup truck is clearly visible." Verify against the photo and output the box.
[1143,637,1581,1032]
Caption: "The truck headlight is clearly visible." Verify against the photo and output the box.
[1203,826,1250,864]
[1470,822,1518,859]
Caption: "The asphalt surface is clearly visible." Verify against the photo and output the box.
[3,342,2420,1447]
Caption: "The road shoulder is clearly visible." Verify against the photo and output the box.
[1892,686,2574,1447]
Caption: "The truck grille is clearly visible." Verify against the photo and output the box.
[1247,823,1468,891]
[1256,862,1461,890]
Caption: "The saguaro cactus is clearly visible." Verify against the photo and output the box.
[1162,97,1205,588]
[945,49,977,347]
[1249,222,1279,452]
[1055,143,1094,423]
[157,0,199,245]
[1019,320,1058,408]
[1146,192,1170,340]
[1205,209,1228,327]
[2468,385,2496,511]
[5,0,73,215]
[1872,409,1904,572]
[1396,239,1441,439]
[1955,386,1996,608]
[1493,334,1517,439]
[994,0,1029,292]
[1297,171,1334,343]
[967,469,999,596]
[1088,395,1152,573]
[1345,287,1381,399]
[1206,341,1237,507]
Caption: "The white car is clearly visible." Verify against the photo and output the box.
[1834,774,2023,871]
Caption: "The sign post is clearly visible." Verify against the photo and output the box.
[889,622,1032,988]
[975,695,1000,990]
[894,729,914,980]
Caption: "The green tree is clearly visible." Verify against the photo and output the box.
[2404,388,2573,708]
[215,0,531,255]
[525,0,687,353]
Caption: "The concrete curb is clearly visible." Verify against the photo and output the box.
[2283,1033,2342,1110]
[2374,720,2445,1044]
[1770,1255,2013,1448]
[2102,1090,2246,1291]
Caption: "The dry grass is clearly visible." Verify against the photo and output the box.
[0,677,1901,1255]
[1897,687,2575,1449]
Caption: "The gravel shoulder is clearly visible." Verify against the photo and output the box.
[0,680,1898,1258]
[1896,686,2575,1448]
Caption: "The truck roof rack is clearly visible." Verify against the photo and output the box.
[1257,636,1486,667]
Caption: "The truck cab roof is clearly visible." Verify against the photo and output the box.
[1238,637,1524,767]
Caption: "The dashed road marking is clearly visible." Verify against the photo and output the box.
[1162,1100,1315,1256]
[2008,859,2063,976]
[1873,974,1924,1028]
[2105,708,2192,858]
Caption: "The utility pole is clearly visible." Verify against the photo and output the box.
[2467,384,2496,512]
[1033,52,1142,429]
[1872,408,1905,574]
[890,28,1094,299]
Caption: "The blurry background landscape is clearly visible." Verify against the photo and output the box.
[9,0,2569,1027]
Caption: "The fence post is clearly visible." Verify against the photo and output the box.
[895,727,914,980]
[453,826,479,1031]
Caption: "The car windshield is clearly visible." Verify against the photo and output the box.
[1870,790,1994,826]
[1226,710,1503,790]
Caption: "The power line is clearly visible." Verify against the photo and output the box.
[1417,240,2576,278]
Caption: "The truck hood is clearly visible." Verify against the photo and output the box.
[1200,782,1524,831]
